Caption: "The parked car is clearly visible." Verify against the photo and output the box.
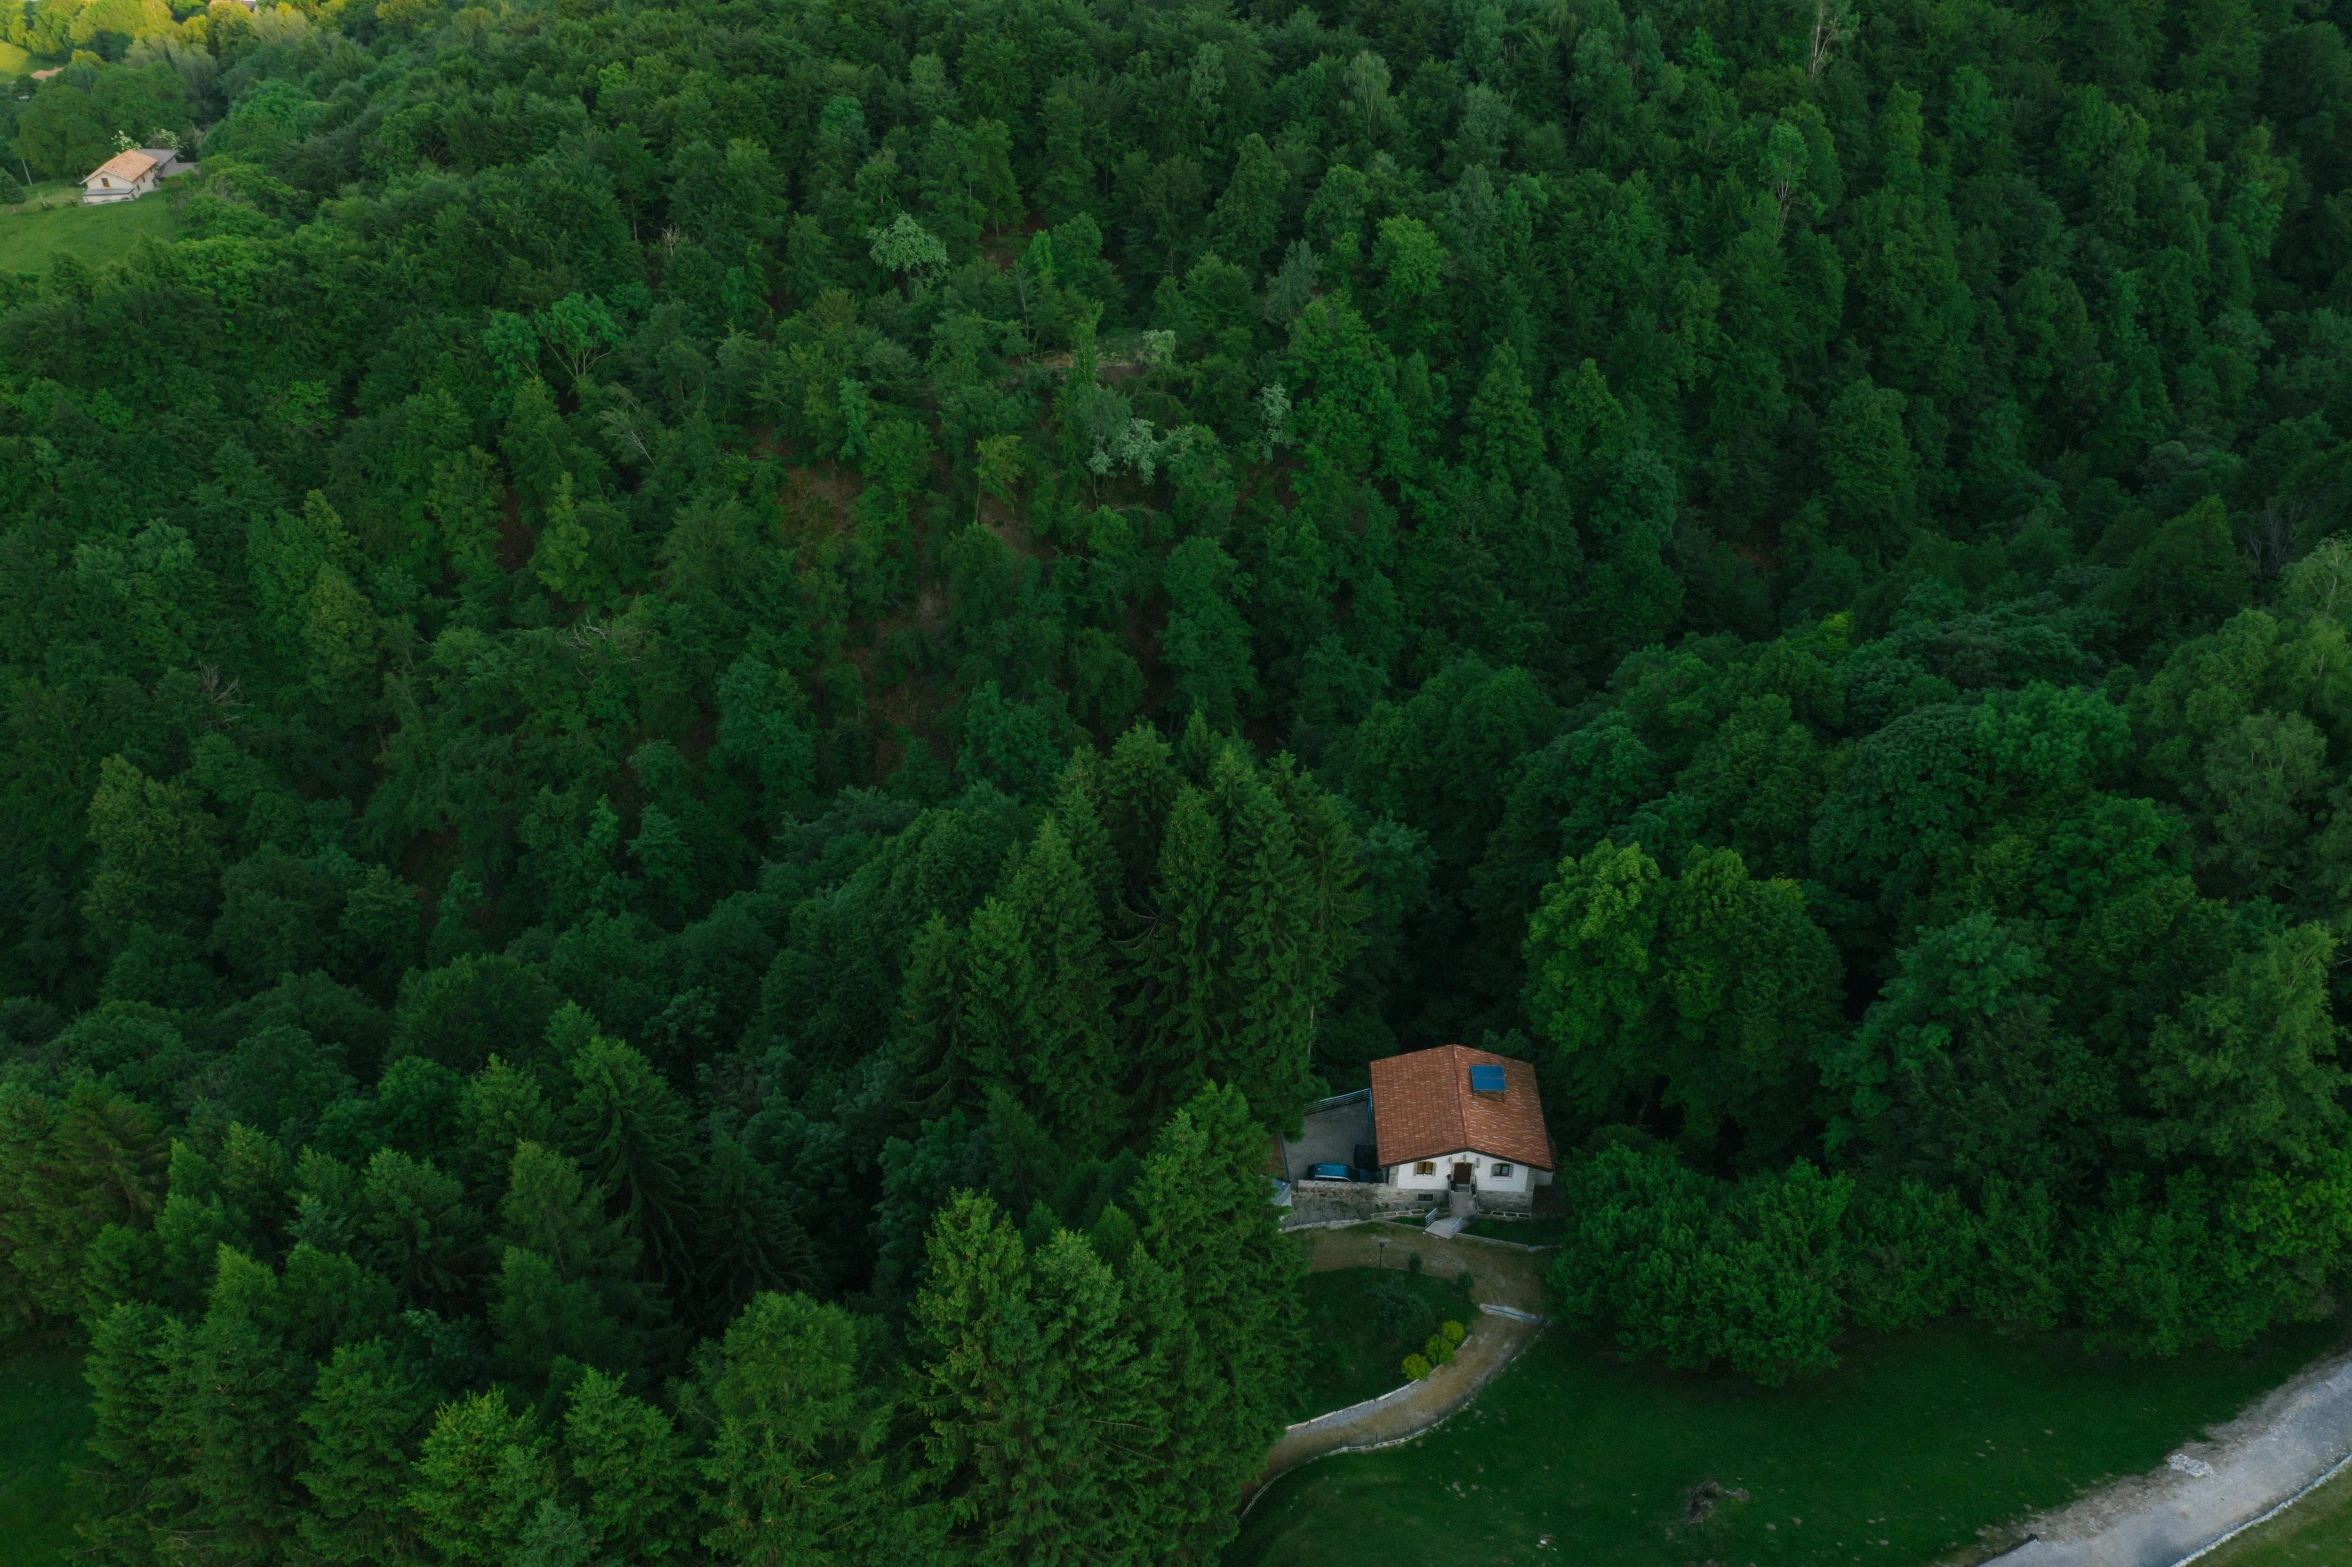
[1306,1162,1353,1182]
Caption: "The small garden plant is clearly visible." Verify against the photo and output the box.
[1403,1320,1468,1380]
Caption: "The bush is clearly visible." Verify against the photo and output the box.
[1369,1273,1436,1342]
[1440,1319,1465,1345]
[0,173,24,207]
[1422,1330,1454,1366]
[1549,1142,1853,1384]
[1407,1250,1423,1275]
[1844,1176,1977,1332]
[1401,1352,1431,1380]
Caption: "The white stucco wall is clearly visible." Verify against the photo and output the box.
[1383,1151,1535,1192]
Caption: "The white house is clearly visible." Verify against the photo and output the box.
[81,149,195,205]
[1368,1044,1554,1213]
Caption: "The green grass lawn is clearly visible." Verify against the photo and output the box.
[1465,1215,1568,1246]
[2198,1464,2352,1567]
[0,1337,91,1567]
[0,190,175,275]
[1293,1266,1477,1421]
[1233,1315,2345,1567]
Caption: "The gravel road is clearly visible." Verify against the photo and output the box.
[1989,1348,2352,1567]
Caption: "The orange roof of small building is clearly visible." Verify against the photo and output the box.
[85,150,158,184]
[1370,1044,1554,1170]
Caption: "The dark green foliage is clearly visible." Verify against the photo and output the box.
[1368,1272,1438,1342]
[5,0,2352,1551]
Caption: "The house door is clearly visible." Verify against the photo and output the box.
[1451,1162,1474,1187]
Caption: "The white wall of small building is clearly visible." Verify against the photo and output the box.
[83,174,154,203]
[1383,1151,1536,1193]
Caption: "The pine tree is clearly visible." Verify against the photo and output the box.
[82,1301,192,1564]
[1096,725,1180,907]
[177,1248,331,1564]
[701,1290,940,1564]
[297,1339,435,1566]
[563,1368,698,1563]
[1131,787,1224,1126]
[895,914,972,1123]
[1204,749,1322,1128]
[0,1079,168,1329]
[1130,1084,1305,1559]
[490,1142,656,1382]
[693,1134,815,1327]
[83,757,223,947]
[561,1032,701,1297]
[407,1387,560,1567]
[1208,133,1285,272]
[912,1194,1158,1566]
[1002,820,1123,1152]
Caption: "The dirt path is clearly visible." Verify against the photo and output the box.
[1983,1345,2352,1567]
[1248,1224,1550,1500]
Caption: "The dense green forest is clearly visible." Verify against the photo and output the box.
[0,0,2349,1550]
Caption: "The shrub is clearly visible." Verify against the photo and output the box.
[1407,1250,1423,1275]
[1369,1273,1436,1342]
[1549,1142,1853,1384]
[1401,1352,1431,1380]
[1423,1330,1454,1366]
[1440,1319,1465,1345]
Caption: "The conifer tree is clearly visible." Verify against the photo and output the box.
[407,1387,560,1567]
[563,1368,699,1563]
[490,1142,656,1382]
[1129,1084,1304,1558]
[82,1301,191,1563]
[702,1290,940,1564]
[298,1339,435,1566]
[694,1133,815,1326]
[895,914,972,1123]
[1131,786,1224,1125]
[912,1193,1159,1566]
[960,820,1122,1153]
[561,1031,701,1297]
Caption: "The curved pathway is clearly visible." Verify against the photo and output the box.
[1985,1344,2352,1567]
[1247,1224,1551,1504]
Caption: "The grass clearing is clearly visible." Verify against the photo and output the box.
[1293,1266,1478,1420]
[0,190,175,275]
[0,1337,91,1567]
[1231,1315,2345,1567]
[2197,1463,2352,1567]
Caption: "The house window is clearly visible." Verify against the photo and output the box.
[1492,1162,1513,1178]
[1413,1160,1435,1176]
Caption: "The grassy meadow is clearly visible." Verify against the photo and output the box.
[1293,1266,1479,1421]
[0,1338,90,1567]
[0,184,175,275]
[1232,1316,2346,1567]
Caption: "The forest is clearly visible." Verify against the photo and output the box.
[0,0,2347,1551]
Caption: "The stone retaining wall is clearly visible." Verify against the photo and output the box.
[1288,1179,1417,1221]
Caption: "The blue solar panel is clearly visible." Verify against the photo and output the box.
[1468,1064,1507,1093]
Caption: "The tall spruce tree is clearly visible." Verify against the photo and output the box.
[1129,1084,1305,1559]
[912,1193,1159,1566]
[297,1339,436,1566]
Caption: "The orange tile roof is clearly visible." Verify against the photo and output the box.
[86,150,158,184]
[1370,1044,1554,1170]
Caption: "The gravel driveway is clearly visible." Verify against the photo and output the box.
[1987,1347,2352,1567]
